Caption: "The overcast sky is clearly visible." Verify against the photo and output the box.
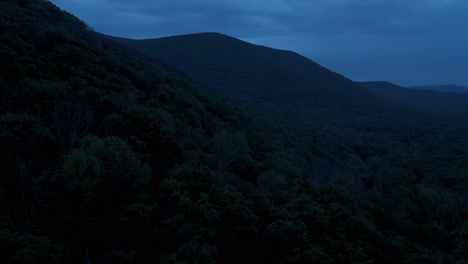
[50,0,468,87]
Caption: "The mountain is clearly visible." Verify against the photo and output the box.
[408,84,468,93]
[111,32,360,100]
[110,33,415,123]
[359,81,468,119]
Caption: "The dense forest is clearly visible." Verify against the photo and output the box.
[1,1,468,263]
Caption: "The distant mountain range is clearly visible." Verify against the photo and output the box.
[358,81,468,119]
[407,85,468,93]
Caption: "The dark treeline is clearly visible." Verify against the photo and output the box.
[0,1,467,263]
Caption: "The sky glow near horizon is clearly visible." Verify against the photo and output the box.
[50,0,468,87]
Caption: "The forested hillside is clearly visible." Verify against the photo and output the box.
[1,1,468,263]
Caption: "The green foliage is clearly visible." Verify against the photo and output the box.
[59,135,151,205]
[0,113,54,149]
[0,229,64,264]
[210,130,251,172]
[0,44,24,87]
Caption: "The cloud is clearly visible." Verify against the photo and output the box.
[49,0,468,86]
[51,0,468,38]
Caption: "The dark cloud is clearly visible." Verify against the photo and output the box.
[50,0,468,86]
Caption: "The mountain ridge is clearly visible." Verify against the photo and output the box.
[109,32,368,97]
[108,32,426,125]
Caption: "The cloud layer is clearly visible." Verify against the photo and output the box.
[50,0,468,86]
